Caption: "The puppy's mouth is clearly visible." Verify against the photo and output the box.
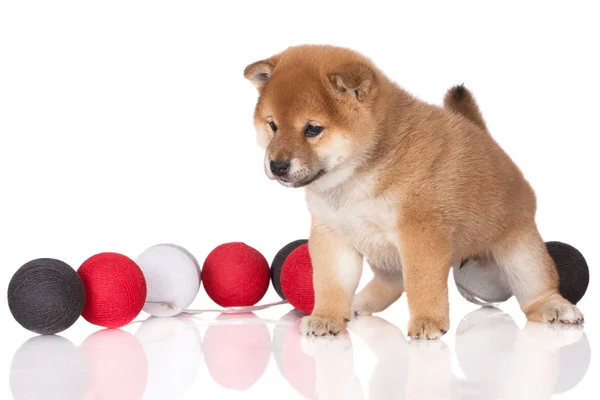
[278,170,326,188]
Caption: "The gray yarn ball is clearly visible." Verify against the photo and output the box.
[453,257,513,306]
[8,258,85,335]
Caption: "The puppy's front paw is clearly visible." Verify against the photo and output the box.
[301,315,348,337]
[408,316,449,340]
[526,294,584,324]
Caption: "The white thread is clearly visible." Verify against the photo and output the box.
[144,299,288,315]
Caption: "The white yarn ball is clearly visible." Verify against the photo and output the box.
[136,244,201,317]
[453,257,513,306]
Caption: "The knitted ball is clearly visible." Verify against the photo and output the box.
[203,313,271,390]
[271,240,308,300]
[77,252,147,328]
[135,316,202,400]
[81,329,148,399]
[202,242,270,307]
[10,335,87,400]
[136,244,201,317]
[547,241,589,305]
[8,258,85,335]
[453,257,513,306]
[280,244,314,314]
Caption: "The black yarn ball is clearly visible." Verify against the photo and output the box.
[271,240,308,300]
[8,258,85,335]
[547,241,589,305]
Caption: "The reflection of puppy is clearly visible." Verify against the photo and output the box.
[300,328,363,400]
[504,322,589,399]
[244,45,583,339]
[405,340,455,399]
[455,308,590,398]
[273,310,361,399]
[272,310,317,399]
[349,316,409,399]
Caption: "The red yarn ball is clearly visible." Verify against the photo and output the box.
[280,244,314,314]
[78,252,147,329]
[201,242,270,307]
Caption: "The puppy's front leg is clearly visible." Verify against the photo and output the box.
[301,220,363,337]
[399,221,451,340]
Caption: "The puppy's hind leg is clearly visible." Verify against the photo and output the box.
[352,268,404,316]
[492,224,584,324]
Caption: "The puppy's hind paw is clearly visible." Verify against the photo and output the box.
[526,294,584,325]
[351,301,376,317]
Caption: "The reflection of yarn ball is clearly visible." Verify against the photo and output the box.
[8,258,85,335]
[135,316,203,400]
[78,253,147,328]
[203,313,271,390]
[280,244,314,314]
[271,240,308,300]
[10,335,86,400]
[453,257,513,306]
[272,309,306,377]
[202,242,270,307]
[555,331,591,393]
[455,308,519,393]
[281,319,317,398]
[81,329,148,399]
[136,244,201,317]
[547,241,589,305]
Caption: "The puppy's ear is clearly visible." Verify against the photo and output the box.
[244,57,278,90]
[328,63,377,102]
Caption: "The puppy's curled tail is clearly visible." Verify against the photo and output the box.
[444,84,488,131]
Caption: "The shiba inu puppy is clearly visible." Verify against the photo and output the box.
[244,45,584,339]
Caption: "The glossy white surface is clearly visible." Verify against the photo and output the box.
[3,290,595,399]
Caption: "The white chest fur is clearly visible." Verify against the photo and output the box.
[306,174,402,271]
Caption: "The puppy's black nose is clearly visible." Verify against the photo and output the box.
[270,160,290,177]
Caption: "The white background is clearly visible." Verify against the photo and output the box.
[0,1,598,399]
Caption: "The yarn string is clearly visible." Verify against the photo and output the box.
[144,299,288,314]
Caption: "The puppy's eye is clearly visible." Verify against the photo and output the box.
[269,121,278,132]
[304,125,323,137]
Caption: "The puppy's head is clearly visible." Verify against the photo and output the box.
[244,45,381,188]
